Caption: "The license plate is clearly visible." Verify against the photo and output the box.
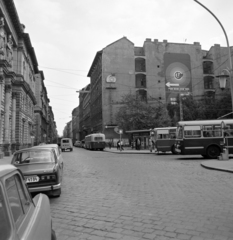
[26,176,39,183]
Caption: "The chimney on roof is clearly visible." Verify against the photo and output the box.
[20,24,25,33]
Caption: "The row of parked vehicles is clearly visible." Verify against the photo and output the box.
[0,143,63,240]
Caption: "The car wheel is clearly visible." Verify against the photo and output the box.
[51,229,56,240]
[206,145,220,159]
[51,188,61,197]
[70,148,73,151]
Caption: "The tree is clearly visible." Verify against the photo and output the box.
[167,92,232,123]
[115,94,172,131]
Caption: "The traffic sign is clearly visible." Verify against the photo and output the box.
[166,82,180,87]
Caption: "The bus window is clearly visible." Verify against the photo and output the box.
[94,137,103,141]
[203,125,222,138]
[184,126,201,138]
[177,127,183,139]
[225,124,233,137]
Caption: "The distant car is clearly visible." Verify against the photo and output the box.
[11,147,63,197]
[74,140,82,147]
[60,138,73,152]
[0,164,56,240]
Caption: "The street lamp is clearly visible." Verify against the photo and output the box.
[194,0,233,160]
[216,69,230,90]
[194,0,233,111]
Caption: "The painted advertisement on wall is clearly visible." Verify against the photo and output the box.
[164,53,192,103]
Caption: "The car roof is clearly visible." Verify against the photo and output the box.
[0,164,17,177]
[33,144,58,148]
[13,147,53,154]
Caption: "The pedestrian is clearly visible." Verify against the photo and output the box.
[149,137,153,152]
[108,140,112,149]
[120,140,124,150]
[117,140,120,150]
[137,138,141,150]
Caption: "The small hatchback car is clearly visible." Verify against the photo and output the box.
[0,164,56,240]
[11,147,63,197]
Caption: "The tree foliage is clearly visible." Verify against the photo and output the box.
[167,92,232,124]
[115,94,172,131]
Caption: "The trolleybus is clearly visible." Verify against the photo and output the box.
[153,127,177,154]
[85,133,106,150]
[174,119,233,158]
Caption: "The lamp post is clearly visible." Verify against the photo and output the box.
[194,0,233,160]
[194,0,233,111]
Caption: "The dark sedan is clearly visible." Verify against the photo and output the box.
[11,147,63,197]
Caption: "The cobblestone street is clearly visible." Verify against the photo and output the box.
[50,148,233,240]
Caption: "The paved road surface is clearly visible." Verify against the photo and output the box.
[50,148,233,240]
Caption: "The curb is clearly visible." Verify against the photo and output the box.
[104,149,154,154]
[201,160,233,173]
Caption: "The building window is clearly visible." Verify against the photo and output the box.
[136,74,146,88]
[136,89,147,102]
[203,61,213,74]
[204,76,214,89]
[135,58,146,72]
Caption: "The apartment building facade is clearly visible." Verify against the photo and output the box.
[81,37,232,140]
[0,0,57,157]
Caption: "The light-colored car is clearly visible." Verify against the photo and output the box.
[74,140,82,147]
[0,164,56,240]
[33,144,64,169]
[11,147,63,197]
[61,138,73,152]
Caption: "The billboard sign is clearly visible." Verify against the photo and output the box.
[164,53,192,103]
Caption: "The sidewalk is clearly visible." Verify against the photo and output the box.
[105,147,233,173]
[104,147,154,154]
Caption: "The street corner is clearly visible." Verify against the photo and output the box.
[201,159,233,173]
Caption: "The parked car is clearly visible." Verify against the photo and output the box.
[74,140,82,147]
[11,147,63,197]
[33,143,64,169]
[60,138,73,152]
[0,164,56,240]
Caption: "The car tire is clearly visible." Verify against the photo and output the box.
[70,148,73,151]
[51,188,61,197]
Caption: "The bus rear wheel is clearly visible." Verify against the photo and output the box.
[171,145,177,154]
[206,145,220,159]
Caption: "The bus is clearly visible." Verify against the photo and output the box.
[174,119,233,159]
[85,133,106,150]
[153,127,177,154]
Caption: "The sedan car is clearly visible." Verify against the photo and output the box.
[74,140,82,147]
[33,143,64,169]
[0,164,56,240]
[11,147,63,197]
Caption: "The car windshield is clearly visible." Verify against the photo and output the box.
[12,150,54,165]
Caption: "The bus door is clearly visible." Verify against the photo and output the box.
[155,129,171,152]
[182,125,204,155]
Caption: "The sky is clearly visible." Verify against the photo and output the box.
[13,0,233,136]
